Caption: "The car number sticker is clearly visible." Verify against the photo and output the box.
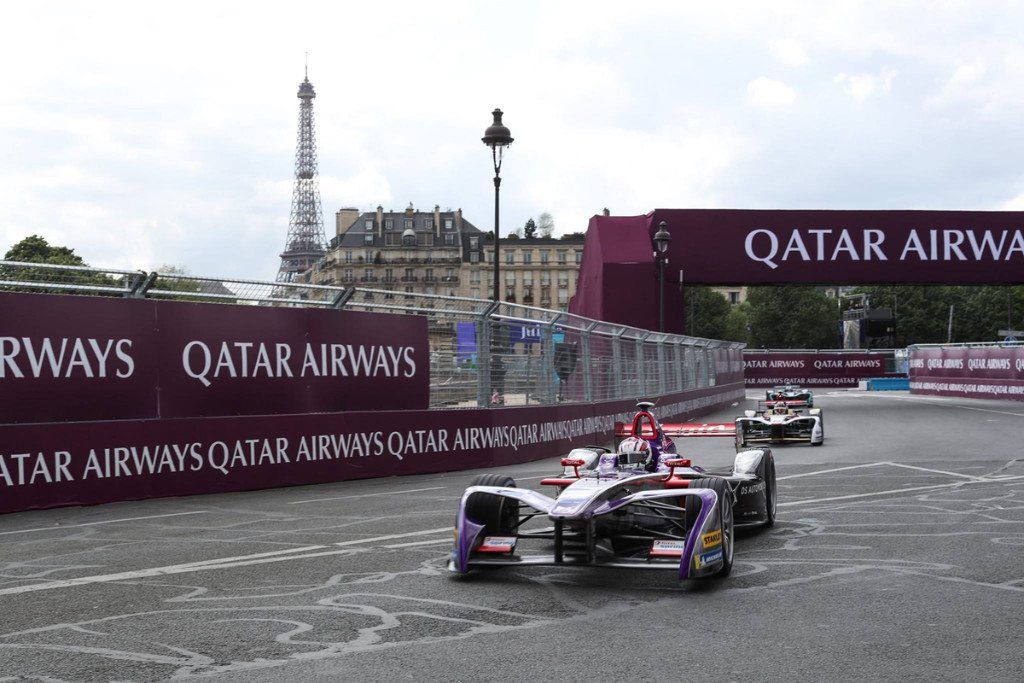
[701,530,722,548]
[650,540,686,557]
[478,536,517,553]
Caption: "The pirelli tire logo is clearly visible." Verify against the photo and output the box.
[701,530,722,548]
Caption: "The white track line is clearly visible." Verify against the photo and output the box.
[856,393,1024,418]
[334,527,452,547]
[382,537,452,549]
[778,474,1024,508]
[0,511,208,537]
[289,486,446,505]
[776,462,887,481]
[0,526,459,597]
[880,461,993,482]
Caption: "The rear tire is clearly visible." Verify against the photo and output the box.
[686,477,734,578]
[465,474,518,536]
[762,453,776,528]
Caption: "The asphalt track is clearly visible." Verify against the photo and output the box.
[1,390,1023,681]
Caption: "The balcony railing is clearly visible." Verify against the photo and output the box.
[401,276,419,282]
[423,275,438,283]
[442,276,459,283]
[382,276,398,283]
[360,276,379,282]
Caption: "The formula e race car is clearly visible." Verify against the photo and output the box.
[766,385,814,407]
[449,402,777,583]
[736,401,824,447]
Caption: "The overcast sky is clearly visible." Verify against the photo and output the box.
[2,1,1023,279]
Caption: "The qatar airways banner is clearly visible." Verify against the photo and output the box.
[743,352,888,387]
[0,292,429,424]
[909,346,1024,401]
[651,209,1024,284]
[0,382,744,514]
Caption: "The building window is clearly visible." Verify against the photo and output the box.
[486,250,494,263]
[447,288,456,297]
[540,272,550,285]
[419,233,434,246]
[557,250,567,264]
[523,272,534,285]
[425,286,436,295]
[425,268,435,281]
[505,286,516,301]
[384,218,394,230]
[540,250,550,264]
[425,218,434,229]
[365,250,375,262]
[402,233,415,246]
[558,289,568,304]
[444,233,455,246]
[344,251,353,263]
[405,219,414,230]
[363,233,374,245]
[364,268,373,279]
[469,236,479,249]
[444,218,454,230]
[470,270,480,284]
[505,251,515,265]
[404,268,414,280]
[445,268,455,278]
[364,219,374,230]
[523,251,533,265]
[385,233,396,246]
[505,271,516,284]
[470,252,479,264]
[471,287,480,298]
[344,268,353,281]
[385,268,394,280]
[729,291,740,305]
[575,250,583,264]
[558,272,569,286]
[384,289,395,300]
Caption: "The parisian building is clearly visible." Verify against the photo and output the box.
[307,204,584,311]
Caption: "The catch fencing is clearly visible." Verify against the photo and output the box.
[0,260,745,410]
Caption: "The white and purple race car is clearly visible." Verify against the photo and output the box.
[449,402,776,583]
[735,401,825,447]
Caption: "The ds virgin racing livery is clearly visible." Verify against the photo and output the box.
[766,385,814,408]
[449,402,776,583]
[736,401,824,447]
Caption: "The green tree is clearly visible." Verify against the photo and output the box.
[746,286,840,349]
[852,285,1024,345]
[685,286,731,339]
[523,218,537,239]
[1,235,115,293]
[722,301,751,344]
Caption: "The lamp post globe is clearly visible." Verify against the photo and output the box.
[483,108,513,303]
[654,221,672,254]
[653,221,671,332]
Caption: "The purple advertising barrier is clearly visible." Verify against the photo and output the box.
[0,292,430,423]
[653,209,1024,285]
[743,352,888,388]
[909,347,1024,401]
[0,383,744,514]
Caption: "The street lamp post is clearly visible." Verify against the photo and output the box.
[482,108,514,302]
[653,221,672,332]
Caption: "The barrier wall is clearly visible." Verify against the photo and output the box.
[743,351,892,387]
[909,346,1024,401]
[0,292,430,423]
[0,383,744,514]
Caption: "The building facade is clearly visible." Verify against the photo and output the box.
[307,204,584,310]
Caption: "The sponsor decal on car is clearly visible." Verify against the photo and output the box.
[701,530,722,548]
[477,536,517,553]
[650,539,686,557]
[696,548,724,568]
[741,481,766,495]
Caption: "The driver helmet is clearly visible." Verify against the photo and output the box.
[773,403,789,415]
[617,436,652,467]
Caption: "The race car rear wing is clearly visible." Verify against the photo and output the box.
[763,398,809,409]
[614,421,736,438]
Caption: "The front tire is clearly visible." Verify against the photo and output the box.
[686,477,734,578]
[762,453,776,527]
[465,474,518,536]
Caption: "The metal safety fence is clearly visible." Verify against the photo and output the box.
[0,260,744,409]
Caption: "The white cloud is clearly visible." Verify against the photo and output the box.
[1001,192,1024,211]
[771,39,809,66]
[834,67,898,100]
[746,77,797,107]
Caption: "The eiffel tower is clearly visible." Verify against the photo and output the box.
[277,65,327,282]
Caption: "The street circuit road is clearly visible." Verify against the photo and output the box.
[0,390,1022,680]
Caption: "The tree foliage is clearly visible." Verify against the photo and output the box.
[852,285,1024,345]
[523,218,537,239]
[685,287,732,340]
[537,212,555,238]
[746,286,840,349]
[1,235,115,293]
